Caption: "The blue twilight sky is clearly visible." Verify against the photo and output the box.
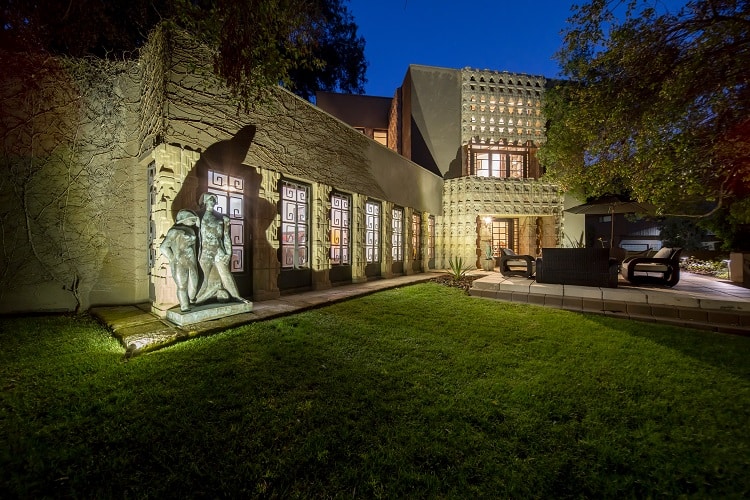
[346,0,687,97]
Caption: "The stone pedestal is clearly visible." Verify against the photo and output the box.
[166,301,253,326]
[729,252,750,286]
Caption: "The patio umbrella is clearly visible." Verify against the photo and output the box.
[564,195,657,248]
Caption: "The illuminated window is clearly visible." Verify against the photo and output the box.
[491,218,518,255]
[280,180,309,269]
[373,129,387,146]
[471,148,528,178]
[412,213,422,260]
[365,200,380,263]
[509,154,525,178]
[428,216,435,260]
[330,193,350,265]
[392,207,404,262]
[208,169,246,272]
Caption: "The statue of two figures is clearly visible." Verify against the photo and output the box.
[160,193,249,312]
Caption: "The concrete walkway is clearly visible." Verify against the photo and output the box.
[90,273,441,356]
[469,272,750,334]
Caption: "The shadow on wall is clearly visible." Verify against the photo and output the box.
[172,125,278,299]
[446,145,464,179]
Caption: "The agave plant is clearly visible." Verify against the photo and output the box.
[448,256,472,281]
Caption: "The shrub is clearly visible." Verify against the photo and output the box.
[680,257,730,279]
[448,256,472,281]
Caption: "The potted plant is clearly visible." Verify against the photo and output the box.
[481,242,495,271]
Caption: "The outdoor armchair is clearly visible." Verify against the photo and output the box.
[498,248,535,278]
[621,247,683,287]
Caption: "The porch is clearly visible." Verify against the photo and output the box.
[469,271,750,335]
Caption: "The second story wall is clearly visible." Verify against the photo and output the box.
[402,65,463,178]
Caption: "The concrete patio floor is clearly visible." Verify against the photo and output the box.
[469,271,750,335]
[91,270,750,357]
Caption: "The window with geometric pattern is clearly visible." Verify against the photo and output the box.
[280,180,309,269]
[330,192,350,265]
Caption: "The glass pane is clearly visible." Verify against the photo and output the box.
[209,191,228,215]
[229,195,243,219]
[230,221,244,245]
[229,175,244,192]
[208,171,228,190]
[231,248,243,272]
[282,247,296,267]
[282,200,296,222]
[282,223,296,244]
[297,247,308,266]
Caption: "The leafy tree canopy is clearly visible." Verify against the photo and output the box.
[540,0,750,245]
[0,0,366,102]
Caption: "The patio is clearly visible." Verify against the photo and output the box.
[470,271,750,335]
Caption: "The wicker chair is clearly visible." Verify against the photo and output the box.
[498,248,535,278]
[536,248,619,288]
[621,247,683,287]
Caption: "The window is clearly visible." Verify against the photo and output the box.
[147,161,156,269]
[491,218,518,256]
[470,147,528,178]
[280,180,309,269]
[412,212,422,260]
[474,151,505,178]
[509,154,525,178]
[208,169,246,272]
[373,129,388,146]
[330,193,350,265]
[428,216,435,260]
[365,200,380,263]
[392,207,404,262]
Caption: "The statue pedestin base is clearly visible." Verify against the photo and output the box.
[166,300,253,326]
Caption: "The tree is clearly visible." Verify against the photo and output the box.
[539,0,750,248]
[0,0,366,103]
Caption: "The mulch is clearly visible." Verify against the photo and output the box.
[429,274,488,293]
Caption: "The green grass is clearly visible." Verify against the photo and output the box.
[2,283,749,498]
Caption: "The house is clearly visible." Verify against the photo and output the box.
[0,28,571,315]
[318,65,567,266]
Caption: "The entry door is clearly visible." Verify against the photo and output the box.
[491,218,516,256]
[207,169,252,297]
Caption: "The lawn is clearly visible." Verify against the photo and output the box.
[2,283,749,498]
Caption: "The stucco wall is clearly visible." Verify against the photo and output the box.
[0,51,151,313]
[404,65,463,178]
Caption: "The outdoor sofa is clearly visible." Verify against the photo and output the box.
[535,247,619,288]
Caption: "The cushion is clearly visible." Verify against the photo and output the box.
[633,263,669,273]
[652,247,672,259]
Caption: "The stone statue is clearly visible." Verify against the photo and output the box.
[194,192,249,304]
[159,210,200,312]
